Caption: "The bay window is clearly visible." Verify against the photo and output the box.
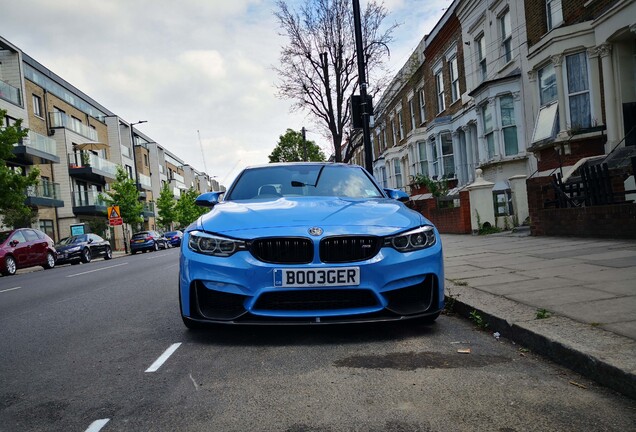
[565,52,591,129]
[500,95,518,156]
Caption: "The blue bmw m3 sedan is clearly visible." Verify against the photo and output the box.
[179,163,444,328]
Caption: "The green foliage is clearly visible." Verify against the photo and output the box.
[469,309,488,329]
[86,219,109,237]
[0,109,40,228]
[535,308,551,320]
[174,188,208,229]
[411,174,448,198]
[156,182,177,230]
[269,129,326,163]
[99,166,143,229]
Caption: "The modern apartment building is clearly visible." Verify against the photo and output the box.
[1,35,220,248]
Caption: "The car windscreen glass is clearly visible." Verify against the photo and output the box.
[165,231,179,236]
[132,232,149,239]
[226,165,383,200]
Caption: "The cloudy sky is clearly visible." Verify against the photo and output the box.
[1,0,449,186]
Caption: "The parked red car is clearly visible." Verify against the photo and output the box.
[0,228,57,276]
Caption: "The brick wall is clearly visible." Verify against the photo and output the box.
[535,135,606,172]
[525,0,619,49]
[412,190,471,234]
[526,175,636,238]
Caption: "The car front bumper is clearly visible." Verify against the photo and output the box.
[179,233,444,324]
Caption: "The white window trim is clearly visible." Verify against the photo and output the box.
[409,98,416,131]
[475,33,487,83]
[419,88,426,123]
[449,55,460,103]
[546,0,564,31]
[563,52,593,130]
[499,9,512,65]
[435,71,446,114]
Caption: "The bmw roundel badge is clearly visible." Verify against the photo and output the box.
[308,227,323,236]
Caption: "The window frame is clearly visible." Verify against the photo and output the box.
[482,103,496,160]
[499,95,518,156]
[419,88,426,123]
[32,94,43,118]
[449,55,460,103]
[499,10,512,64]
[476,34,487,82]
[409,98,416,131]
[564,51,592,130]
[435,70,445,114]
[546,0,563,31]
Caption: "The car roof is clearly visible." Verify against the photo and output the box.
[243,162,361,170]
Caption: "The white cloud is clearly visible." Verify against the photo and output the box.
[1,0,450,186]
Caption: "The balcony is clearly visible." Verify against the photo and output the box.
[25,180,64,208]
[138,172,152,190]
[50,112,98,141]
[72,190,107,216]
[68,152,118,182]
[12,131,60,164]
[142,201,155,218]
[0,80,22,106]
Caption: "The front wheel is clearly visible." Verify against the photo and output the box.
[153,241,159,251]
[104,247,112,260]
[81,248,92,263]
[2,256,17,276]
[43,252,55,269]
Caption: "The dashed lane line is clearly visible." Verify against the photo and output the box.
[85,418,110,432]
[66,263,128,278]
[0,286,21,293]
[145,343,182,373]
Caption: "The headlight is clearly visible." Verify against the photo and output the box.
[384,226,436,252]
[187,230,246,257]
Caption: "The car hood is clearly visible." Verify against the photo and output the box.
[195,197,426,238]
[55,243,85,251]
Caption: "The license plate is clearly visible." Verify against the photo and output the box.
[273,267,360,287]
[134,239,144,243]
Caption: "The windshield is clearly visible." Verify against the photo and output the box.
[226,165,383,200]
[57,236,85,245]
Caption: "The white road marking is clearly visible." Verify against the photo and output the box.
[85,418,110,432]
[66,263,128,278]
[189,373,200,391]
[145,343,182,373]
[145,253,170,260]
[0,287,21,293]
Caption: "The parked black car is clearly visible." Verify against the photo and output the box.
[130,230,168,254]
[55,233,113,265]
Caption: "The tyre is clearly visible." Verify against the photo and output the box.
[153,241,159,251]
[43,252,55,269]
[104,246,112,260]
[2,256,17,276]
[81,248,92,263]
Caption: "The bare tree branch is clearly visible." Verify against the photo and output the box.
[274,0,396,162]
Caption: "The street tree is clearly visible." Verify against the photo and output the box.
[174,189,208,229]
[274,0,395,162]
[269,129,326,163]
[0,109,40,228]
[100,166,144,230]
[156,182,177,231]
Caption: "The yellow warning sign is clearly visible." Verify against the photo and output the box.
[108,206,121,219]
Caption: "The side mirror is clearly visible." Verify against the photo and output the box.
[384,188,410,203]
[9,240,19,247]
[88,238,93,244]
[195,191,225,207]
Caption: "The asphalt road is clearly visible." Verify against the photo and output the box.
[1,250,634,432]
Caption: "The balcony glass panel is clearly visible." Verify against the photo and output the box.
[68,152,118,177]
[50,112,98,140]
[0,80,22,106]
[25,131,57,155]
[138,172,152,189]
[142,202,155,213]
[172,172,185,183]
[73,190,106,207]
[26,180,61,200]
[120,144,131,158]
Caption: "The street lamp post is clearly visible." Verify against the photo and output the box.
[352,0,373,174]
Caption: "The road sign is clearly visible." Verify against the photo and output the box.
[109,217,123,226]
[108,206,121,219]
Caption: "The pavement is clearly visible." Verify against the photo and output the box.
[441,229,636,399]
